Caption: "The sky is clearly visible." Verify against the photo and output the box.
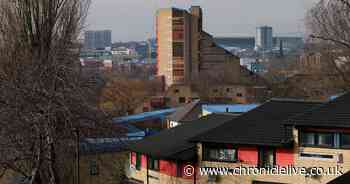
[86,0,320,42]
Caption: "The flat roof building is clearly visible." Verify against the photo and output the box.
[84,30,112,49]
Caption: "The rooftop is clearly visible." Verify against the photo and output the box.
[288,92,350,128]
[128,113,236,161]
[113,108,176,123]
[327,171,350,184]
[191,99,322,146]
[202,104,260,114]
[167,100,203,122]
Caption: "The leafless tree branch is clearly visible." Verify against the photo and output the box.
[0,1,114,184]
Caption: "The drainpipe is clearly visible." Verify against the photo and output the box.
[193,163,196,184]
[146,155,149,184]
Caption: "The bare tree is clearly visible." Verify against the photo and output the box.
[100,72,160,116]
[307,0,350,84]
[308,0,350,48]
[0,1,111,184]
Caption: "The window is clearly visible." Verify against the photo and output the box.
[258,147,275,168]
[173,31,184,40]
[89,160,99,176]
[173,42,184,57]
[143,106,150,112]
[173,63,184,69]
[173,10,183,17]
[173,69,184,76]
[226,88,230,92]
[148,157,159,171]
[300,153,333,159]
[213,89,218,93]
[300,132,316,146]
[136,153,141,170]
[340,133,350,148]
[179,97,186,103]
[174,89,179,93]
[236,93,243,97]
[203,144,237,162]
[317,132,334,147]
[300,131,334,147]
[300,131,350,149]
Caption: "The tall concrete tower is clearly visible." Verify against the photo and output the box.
[255,26,273,51]
[156,7,202,87]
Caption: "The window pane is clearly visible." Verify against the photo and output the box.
[209,149,218,160]
[317,133,333,147]
[90,160,99,176]
[173,10,183,17]
[179,97,186,103]
[149,158,159,171]
[153,159,159,170]
[226,149,236,161]
[266,149,274,167]
[173,69,184,76]
[206,148,236,162]
[136,153,141,170]
[300,132,315,146]
[259,148,274,168]
[173,31,184,40]
[173,42,184,57]
[341,133,350,148]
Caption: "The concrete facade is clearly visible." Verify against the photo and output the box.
[164,84,268,107]
[156,7,243,88]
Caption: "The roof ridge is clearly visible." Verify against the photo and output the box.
[285,91,350,125]
[269,98,324,104]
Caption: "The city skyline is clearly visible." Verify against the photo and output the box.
[87,0,319,42]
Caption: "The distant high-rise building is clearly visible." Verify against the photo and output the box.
[156,7,196,86]
[84,30,112,49]
[255,26,273,51]
[156,6,242,87]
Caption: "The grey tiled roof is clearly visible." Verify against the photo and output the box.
[191,100,322,146]
[128,113,236,161]
[288,92,350,128]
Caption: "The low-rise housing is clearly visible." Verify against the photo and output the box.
[127,92,350,184]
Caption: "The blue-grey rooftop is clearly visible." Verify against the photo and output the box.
[202,104,260,113]
[113,108,176,123]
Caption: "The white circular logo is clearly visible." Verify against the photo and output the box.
[184,165,195,177]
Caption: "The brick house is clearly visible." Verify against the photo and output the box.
[127,114,236,184]
[192,93,350,184]
[127,92,350,184]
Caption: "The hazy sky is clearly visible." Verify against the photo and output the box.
[86,0,319,42]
